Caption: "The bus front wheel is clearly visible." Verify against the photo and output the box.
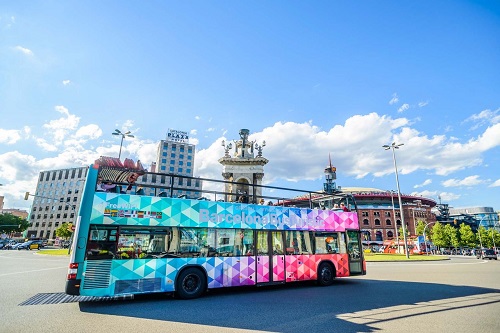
[176,267,206,299]
[317,262,335,286]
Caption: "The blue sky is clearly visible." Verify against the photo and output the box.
[0,1,499,211]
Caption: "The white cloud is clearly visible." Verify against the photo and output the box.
[464,108,500,130]
[62,80,71,85]
[489,179,500,187]
[40,105,80,147]
[389,93,399,105]
[397,103,410,113]
[0,129,22,144]
[414,179,432,188]
[436,192,461,202]
[190,129,198,135]
[418,101,428,107]
[441,175,485,187]
[13,45,33,56]
[195,116,201,120]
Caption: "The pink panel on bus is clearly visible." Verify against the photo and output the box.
[256,256,270,283]
[285,254,350,281]
[273,255,285,281]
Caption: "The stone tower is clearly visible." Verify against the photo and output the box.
[219,129,268,203]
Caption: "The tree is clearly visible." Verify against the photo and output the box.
[55,222,73,239]
[444,224,459,248]
[487,228,500,249]
[431,222,449,248]
[458,223,476,248]
[0,213,30,234]
[476,226,490,248]
[415,221,426,236]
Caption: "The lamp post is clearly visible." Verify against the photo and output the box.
[383,142,409,259]
[387,190,400,253]
[112,129,134,159]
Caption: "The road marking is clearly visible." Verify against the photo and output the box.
[19,292,133,306]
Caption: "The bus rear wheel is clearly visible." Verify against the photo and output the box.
[176,267,206,299]
[317,262,335,286]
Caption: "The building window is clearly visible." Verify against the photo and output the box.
[162,159,166,163]
[179,154,184,159]
[396,220,401,226]
[362,211,368,217]
[387,231,394,238]
[170,160,175,164]
[169,167,174,172]
[162,152,167,156]
[374,219,381,226]
[186,169,191,174]
[374,212,380,217]
[385,212,391,217]
[161,166,166,170]
[363,219,369,225]
[178,168,183,173]
[386,219,392,226]
[171,153,175,158]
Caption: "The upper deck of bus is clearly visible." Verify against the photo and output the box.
[78,157,359,233]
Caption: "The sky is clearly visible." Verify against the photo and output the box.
[0,1,499,212]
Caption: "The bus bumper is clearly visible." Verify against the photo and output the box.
[65,279,81,296]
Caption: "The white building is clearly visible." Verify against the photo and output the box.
[27,167,88,239]
[138,129,202,198]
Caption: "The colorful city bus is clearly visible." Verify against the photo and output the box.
[65,157,365,299]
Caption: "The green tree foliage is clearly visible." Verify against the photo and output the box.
[55,222,73,239]
[458,223,476,248]
[444,224,459,248]
[415,221,426,236]
[476,226,490,248]
[487,228,500,249]
[0,213,30,234]
[431,222,448,248]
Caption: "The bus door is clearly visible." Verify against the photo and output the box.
[346,230,363,275]
[256,231,285,283]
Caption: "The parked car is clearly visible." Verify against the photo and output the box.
[2,240,18,250]
[476,249,497,260]
[17,240,42,251]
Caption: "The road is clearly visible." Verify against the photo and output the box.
[1,250,499,333]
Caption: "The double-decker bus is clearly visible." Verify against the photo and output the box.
[65,157,365,299]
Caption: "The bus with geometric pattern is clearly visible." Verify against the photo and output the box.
[65,157,365,299]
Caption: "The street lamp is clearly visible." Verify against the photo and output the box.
[387,190,400,253]
[383,142,409,259]
[112,129,134,159]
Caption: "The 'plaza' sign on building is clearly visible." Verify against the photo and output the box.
[167,129,189,143]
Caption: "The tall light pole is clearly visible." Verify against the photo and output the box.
[112,129,134,159]
[383,142,409,259]
[387,190,400,253]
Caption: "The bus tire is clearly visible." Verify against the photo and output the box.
[176,267,206,299]
[317,262,335,286]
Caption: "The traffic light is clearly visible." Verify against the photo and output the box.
[24,192,30,200]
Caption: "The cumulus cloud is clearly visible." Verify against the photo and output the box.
[464,108,500,130]
[490,179,500,187]
[13,45,33,56]
[39,106,80,148]
[414,179,432,188]
[441,175,485,187]
[389,93,399,105]
[62,80,71,85]
[0,129,22,144]
[397,103,410,113]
